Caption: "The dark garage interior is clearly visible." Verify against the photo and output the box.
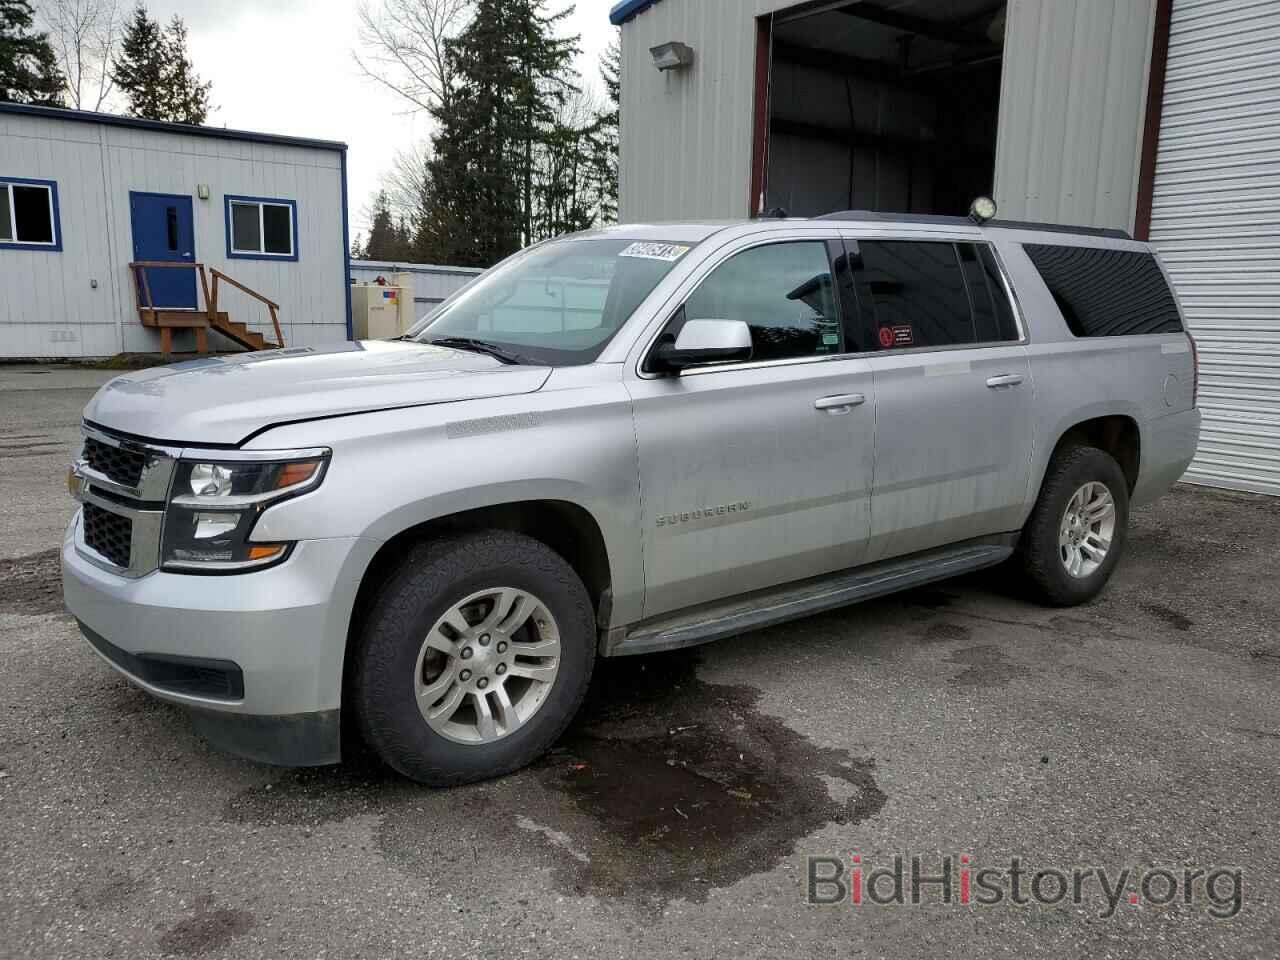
[759,0,1008,218]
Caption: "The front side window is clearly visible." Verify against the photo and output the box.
[1024,243,1182,337]
[226,196,296,259]
[681,241,841,363]
[409,237,694,366]
[0,178,59,249]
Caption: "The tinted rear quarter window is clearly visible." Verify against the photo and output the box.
[1023,244,1182,337]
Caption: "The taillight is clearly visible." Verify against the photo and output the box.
[1187,331,1199,408]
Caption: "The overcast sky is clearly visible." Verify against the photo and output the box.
[139,0,619,237]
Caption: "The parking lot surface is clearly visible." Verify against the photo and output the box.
[1,364,1277,959]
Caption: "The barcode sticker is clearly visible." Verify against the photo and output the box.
[619,242,691,262]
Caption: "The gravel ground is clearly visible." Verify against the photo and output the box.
[1,365,1277,959]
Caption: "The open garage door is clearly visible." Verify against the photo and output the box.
[753,0,1007,218]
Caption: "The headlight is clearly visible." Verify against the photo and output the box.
[161,451,329,573]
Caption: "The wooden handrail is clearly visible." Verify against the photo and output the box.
[129,261,210,313]
[209,267,283,348]
[209,268,280,310]
[127,261,284,350]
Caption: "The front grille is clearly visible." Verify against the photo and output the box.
[84,436,147,488]
[83,502,132,568]
[80,624,245,700]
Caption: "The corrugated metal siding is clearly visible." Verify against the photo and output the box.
[618,0,795,221]
[993,0,1156,233]
[350,259,481,313]
[0,111,347,358]
[621,0,1157,230]
[1149,0,1280,495]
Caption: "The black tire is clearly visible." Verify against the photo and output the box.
[1017,445,1130,607]
[350,530,595,786]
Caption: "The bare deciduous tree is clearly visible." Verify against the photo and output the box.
[37,0,120,110]
[353,0,471,114]
[378,141,432,222]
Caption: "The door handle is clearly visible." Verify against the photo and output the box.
[985,374,1024,389]
[814,393,866,413]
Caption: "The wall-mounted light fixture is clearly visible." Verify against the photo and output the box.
[650,41,694,72]
[196,184,210,200]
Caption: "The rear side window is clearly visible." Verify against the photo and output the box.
[845,240,1019,350]
[959,244,1020,343]
[1023,244,1182,337]
[851,241,972,349]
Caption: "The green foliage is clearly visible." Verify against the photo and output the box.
[417,0,573,266]
[111,5,210,123]
[357,0,622,267]
[0,0,64,105]
[587,32,620,225]
[362,191,416,261]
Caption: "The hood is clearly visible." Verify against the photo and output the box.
[83,340,553,446]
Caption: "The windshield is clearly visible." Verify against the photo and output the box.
[407,237,695,365]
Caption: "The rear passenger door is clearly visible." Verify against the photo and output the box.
[842,237,1033,561]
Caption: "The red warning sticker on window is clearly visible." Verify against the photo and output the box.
[879,325,913,348]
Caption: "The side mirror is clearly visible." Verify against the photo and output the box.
[651,319,752,373]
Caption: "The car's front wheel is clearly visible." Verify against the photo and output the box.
[1017,445,1130,606]
[351,531,595,785]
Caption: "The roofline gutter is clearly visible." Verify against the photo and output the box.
[609,0,662,26]
[0,102,347,152]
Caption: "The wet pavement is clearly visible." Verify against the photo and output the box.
[1,365,1277,958]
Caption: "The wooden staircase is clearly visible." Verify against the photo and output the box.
[129,261,284,356]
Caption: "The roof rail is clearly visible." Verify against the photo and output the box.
[813,209,1131,240]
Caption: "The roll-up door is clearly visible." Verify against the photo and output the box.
[1149,0,1280,495]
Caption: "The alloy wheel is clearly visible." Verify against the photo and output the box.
[414,587,562,744]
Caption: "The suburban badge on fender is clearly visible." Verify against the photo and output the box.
[656,501,752,527]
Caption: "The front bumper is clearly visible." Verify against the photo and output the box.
[62,513,379,765]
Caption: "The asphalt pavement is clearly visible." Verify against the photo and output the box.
[1,363,1276,959]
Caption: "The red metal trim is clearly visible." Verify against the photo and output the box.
[1134,0,1173,241]
[749,15,773,216]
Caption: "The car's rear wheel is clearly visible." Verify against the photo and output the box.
[351,531,595,785]
[1017,445,1130,606]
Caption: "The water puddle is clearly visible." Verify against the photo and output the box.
[226,651,886,904]
[527,652,885,900]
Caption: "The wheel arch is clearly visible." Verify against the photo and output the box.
[1048,414,1142,493]
[343,496,614,692]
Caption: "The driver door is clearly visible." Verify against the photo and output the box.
[626,237,876,621]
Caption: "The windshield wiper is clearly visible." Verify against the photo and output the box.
[423,336,527,365]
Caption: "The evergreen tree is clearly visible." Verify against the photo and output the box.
[161,16,210,124]
[111,5,210,123]
[363,191,415,261]
[110,5,164,116]
[420,0,578,266]
[0,0,64,105]
[590,33,620,223]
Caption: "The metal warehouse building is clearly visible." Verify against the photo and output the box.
[0,103,350,358]
[611,0,1280,495]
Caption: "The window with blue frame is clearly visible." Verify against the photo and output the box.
[225,195,297,260]
[0,177,61,251]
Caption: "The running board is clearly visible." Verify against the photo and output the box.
[605,537,1016,657]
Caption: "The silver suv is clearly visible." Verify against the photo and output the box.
[63,212,1201,784]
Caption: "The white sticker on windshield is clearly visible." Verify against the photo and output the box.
[619,241,691,262]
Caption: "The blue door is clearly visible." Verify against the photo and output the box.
[129,192,196,309]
